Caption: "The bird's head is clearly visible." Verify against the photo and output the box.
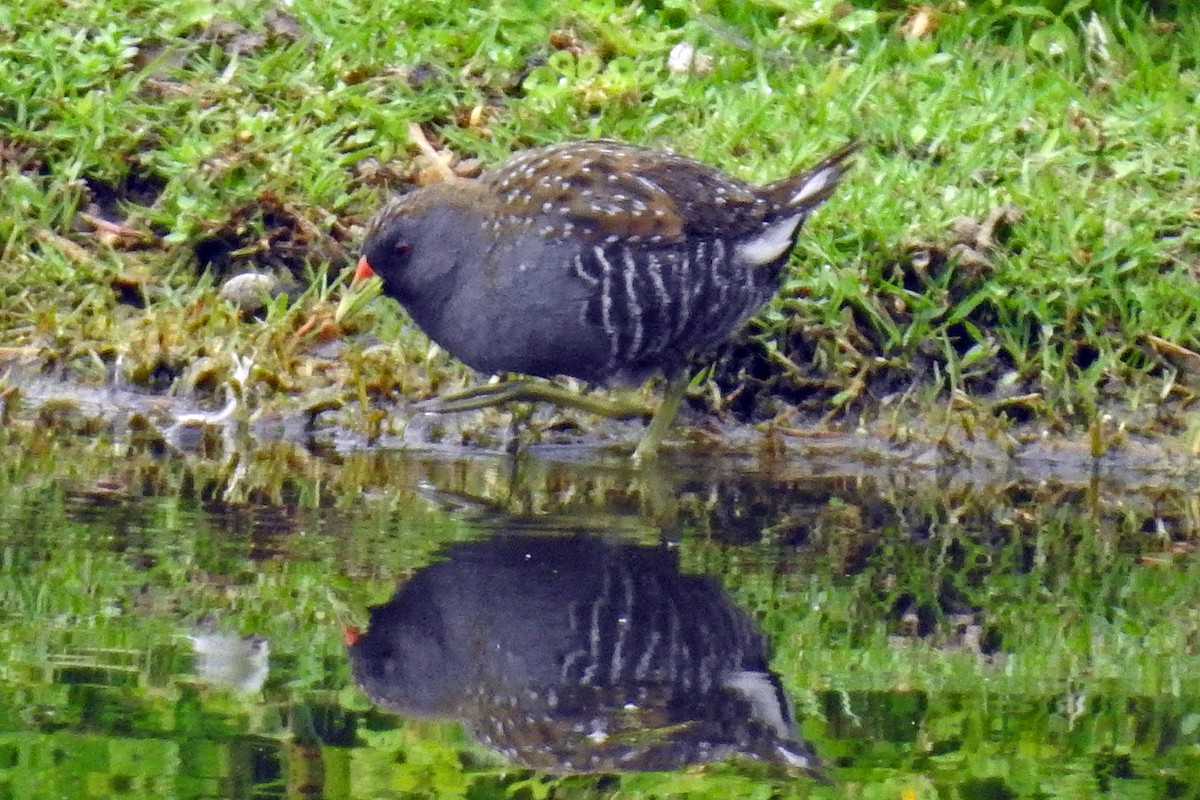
[354,184,485,303]
[356,214,414,288]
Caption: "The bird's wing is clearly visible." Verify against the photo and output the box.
[483,141,771,245]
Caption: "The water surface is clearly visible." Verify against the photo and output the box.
[1,435,1198,799]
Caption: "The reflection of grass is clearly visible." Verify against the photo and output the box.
[2,1,1199,449]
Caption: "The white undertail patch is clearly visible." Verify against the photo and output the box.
[734,214,802,266]
[723,670,794,738]
[789,165,839,207]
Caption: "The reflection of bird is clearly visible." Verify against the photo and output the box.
[354,140,857,458]
[348,534,822,776]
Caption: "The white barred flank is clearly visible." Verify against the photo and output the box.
[621,246,644,357]
[591,246,620,366]
[573,227,787,375]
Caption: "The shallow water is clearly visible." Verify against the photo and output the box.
[1,433,1199,799]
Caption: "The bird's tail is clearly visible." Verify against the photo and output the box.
[763,140,860,212]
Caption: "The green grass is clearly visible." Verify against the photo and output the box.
[2,0,1199,443]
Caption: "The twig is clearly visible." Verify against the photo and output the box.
[76,211,155,247]
[34,228,91,264]
[408,123,458,183]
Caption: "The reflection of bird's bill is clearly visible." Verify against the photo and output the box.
[334,273,382,324]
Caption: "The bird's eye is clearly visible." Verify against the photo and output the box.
[395,242,412,257]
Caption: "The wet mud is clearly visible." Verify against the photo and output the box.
[2,350,1195,497]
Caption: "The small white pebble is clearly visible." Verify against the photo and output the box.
[668,42,714,75]
[219,273,280,313]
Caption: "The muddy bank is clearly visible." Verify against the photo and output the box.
[2,349,1196,495]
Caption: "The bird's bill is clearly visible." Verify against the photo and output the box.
[354,256,377,282]
[335,257,383,324]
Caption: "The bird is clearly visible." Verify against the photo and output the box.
[352,139,858,459]
[348,534,823,776]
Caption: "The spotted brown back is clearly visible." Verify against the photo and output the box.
[483,141,772,245]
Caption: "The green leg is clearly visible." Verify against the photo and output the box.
[632,372,689,464]
[427,378,650,419]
